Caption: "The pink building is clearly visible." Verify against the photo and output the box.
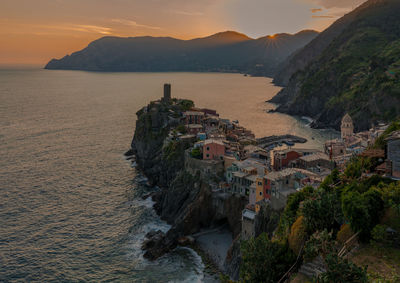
[203,139,225,160]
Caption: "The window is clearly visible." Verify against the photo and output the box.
[206,147,210,151]
[206,154,210,158]
[259,192,263,196]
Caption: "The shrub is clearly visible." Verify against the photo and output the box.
[336,224,354,244]
[342,191,371,241]
[240,233,296,283]
[342,187,385,241]
[371,224,388,244]
[316,253,368,283]
[302,191,342,235]
[288,216,306,255]
[190,147,202,159]
[304,230,335,262]
[175,124,187,134]
[277,186,314,237]
[177,99,194,111]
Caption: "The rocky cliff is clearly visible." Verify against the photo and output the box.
[271,0,400,131]
[130,98,247,277]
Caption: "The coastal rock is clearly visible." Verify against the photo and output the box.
[130,99,248,262]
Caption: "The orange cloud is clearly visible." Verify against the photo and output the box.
[310,8,323,13]
[111,19,161,30]
[312,15,336,18]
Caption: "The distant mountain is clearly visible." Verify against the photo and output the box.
[45,30,318,76]
[271,0,400,130]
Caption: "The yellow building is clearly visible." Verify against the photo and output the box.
[255,177,265,213]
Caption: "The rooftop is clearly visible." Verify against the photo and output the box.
[204,139,225,146]
[187,124,203,129]
[184,111,205,116]
[387,130,400,141]
[299,152,330,162]
[242,209,256,220]
[233,171,249,178]
[245,175,258,182]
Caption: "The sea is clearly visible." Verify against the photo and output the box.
[0,68,337,282]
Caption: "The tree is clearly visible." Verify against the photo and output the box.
[240,234,295,283]
[342,191,371,241]
[277,186,313,237]
[288,216,306,255]
[302,191,342,235]
[316,253,368,283]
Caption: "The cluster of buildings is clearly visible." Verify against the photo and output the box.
[160,86,400,241]
[181,110,400,240]
[177,107,338,240]
[324,114,400,180]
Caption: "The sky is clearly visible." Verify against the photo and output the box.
[0,0,367,65]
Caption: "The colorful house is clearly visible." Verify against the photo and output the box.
[273,150,302,171]
[183,111,205,125]
[203,139,225,160]
[197,132,207,141]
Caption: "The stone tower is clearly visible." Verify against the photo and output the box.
[341,113,354,140]
[163,83,171,102]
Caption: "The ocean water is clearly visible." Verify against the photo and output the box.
[0,69,335,282]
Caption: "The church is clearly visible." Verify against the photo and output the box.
[341,113,354,141]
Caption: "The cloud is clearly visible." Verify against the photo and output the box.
[303,0,367,9]
[71,25,112,34]
[310,8,322,13]
[312,15,335,18]
[111,19,161,30]
[168,9,204,16]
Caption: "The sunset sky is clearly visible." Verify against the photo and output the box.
[0,0,367,65]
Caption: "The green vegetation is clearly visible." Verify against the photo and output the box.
[240,233,295,283]
[190,147,202,159]
[315,254,368,283]
[177,99,194,111]
[289,1,400,128]
[240,125,400,282]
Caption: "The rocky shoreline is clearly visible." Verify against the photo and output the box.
[127,96,249,280]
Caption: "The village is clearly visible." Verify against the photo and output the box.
[148,85,400,242]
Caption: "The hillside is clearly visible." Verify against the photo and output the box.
[240,121,400,283]
[271,0,400,131]
[44,30,318,76]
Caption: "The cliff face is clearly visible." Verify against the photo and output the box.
[272,0,400,131]
[131,99,247,266]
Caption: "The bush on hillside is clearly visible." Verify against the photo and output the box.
[302,191,342,235]
[315,253,368,283]
[277,186,314,237]
[342,187,384,241]
[288,216,306,255]
[336,224,355,244]
[240,233,295,283]
[303,230,335,262]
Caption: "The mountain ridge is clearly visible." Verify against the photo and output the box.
[44,30,319,76]
[271,0,400,130]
